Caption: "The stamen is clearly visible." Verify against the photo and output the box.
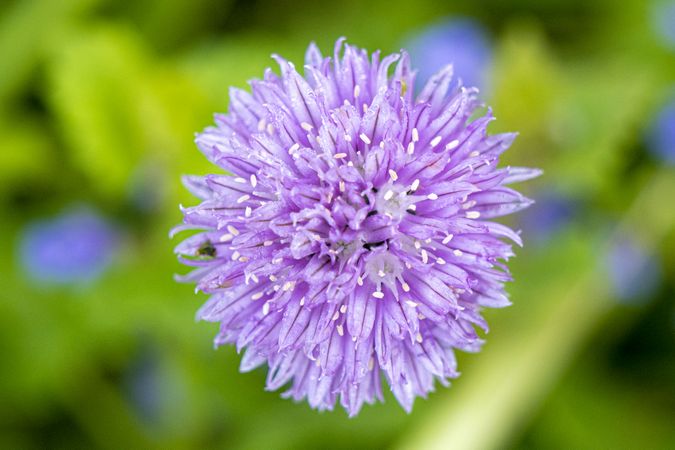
[383,190,394,201]
[359,133,371,145]
[465,211,481,219]
[263,240,274,246]
[407,142,415,155]
[245,206,252,217]
[300,122,313,131]
[372,291,385,299]
[430,136,442,148]
[436,257,446,265]
[405,300,417,307]
[340,304,347,313]
[412,128,419,142]
[251,292,264,300]
[410,179,420,192]
[336,324,344,336]
[231,251,241,261]
[262,302,270,315]
[219,233,233,242]
[442,234,454,244]
[234,177,246,183]
[288,143,300,154]
[250,174,257,187]
[388,169,398,181]
[227,225,240,236]
[334,152,347,159]
[445,139,459,150]
[453,249,463,257]
[421,249,429,264]
[237,194,250,204]
[353,85,360,98]
[427,193,438,200]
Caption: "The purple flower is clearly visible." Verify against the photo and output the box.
[650,0,675,51]
[19,207,118,285]
[646,97,675,165]
[520,189,577,245]
[606,237,661,303]
[174,39,539,416]
[404,18,492,92]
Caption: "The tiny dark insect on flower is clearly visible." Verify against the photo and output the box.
[173,38,540,416]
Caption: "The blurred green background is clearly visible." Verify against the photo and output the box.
[1,0,674,448]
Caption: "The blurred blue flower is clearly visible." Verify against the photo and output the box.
[403,18,492,91]
[18,207,119,284]
[520,190,577,245]
[646,98,675,165]
[650,0,675,50]
[606,237,661,304]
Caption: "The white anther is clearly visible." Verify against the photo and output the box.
[353,85,361,98]
[227,225,240,236]
[405,300,418,308]
[383,190,394,201]
[430,136,442,148]
[357,276,364,286]
[445,139,459,150]
[234,177,246,183]
[339,181,345,192]
[250,174,257,187]
[388,169,398,181]
[245,206,252,217]
[427,193,438,200]
[337,324,344,336]
[407,142,415,155]
[301,122,313,131]
[414,240,421,250]
[442,234,454,244]
[334,152,347,159]
[412,128,419,142]
[421,249,429,264]
[237,194,250,204]
[470,151,480,157]
[231,251,240,261]
[465,211,481,219]
[251,292,264,300]
[407,204,417,211]
[250,274,259,283]
[269,274,277,281]
[436,257,446,265]
[410,179,420,192]
[378,270,386,278]
[344,134,352,142]
[288,143,300,154]
[401,282,410,292]
[282,281,295,292]
[219,233,233,242]
[262,302,270,315]
[453,249,463,257]
[263,240,274,246]
[359,133,371,145]
[415,333,423,343]
[372,291,385,299]
[340,305,347,314]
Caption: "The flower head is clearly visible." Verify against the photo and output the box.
[404,18,492,91]
[174,39,539,416]
[19,206,118,285]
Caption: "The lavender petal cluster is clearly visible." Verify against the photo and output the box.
[174,39,539,416]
